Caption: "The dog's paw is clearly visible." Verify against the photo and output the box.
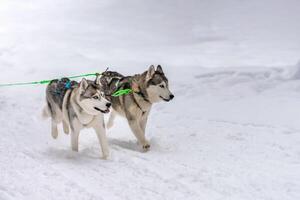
[142,143,151,151]
[102,155,108,160]
[102,152,109,160]
[71,146,79,152]
[51,129,58,139]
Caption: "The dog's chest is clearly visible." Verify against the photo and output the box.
[78,113,95,125]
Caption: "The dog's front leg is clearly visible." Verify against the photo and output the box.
[93,119,109,159]
[70,119,81,152]
[140,112,150,134]
[107,109,117,129]
[128,119,150,151]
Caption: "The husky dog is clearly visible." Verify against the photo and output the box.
[43,77,111,159]
[100,65,174,151]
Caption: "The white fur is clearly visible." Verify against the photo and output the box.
[147,81,173,103]
[68,86,110,158]
[46,78,110,159]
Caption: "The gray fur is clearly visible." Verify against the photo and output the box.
[100,65,174,151]
[44,78,111,159]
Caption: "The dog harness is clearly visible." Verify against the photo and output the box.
[51,78,78,97]
[100,72,150,113]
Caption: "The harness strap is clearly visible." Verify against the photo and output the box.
[65,81,72,89]
[131,92,146,114]
[110,77,133,97]
[53,79,78,97]
[134,91,150,103]
[115,79,121,88]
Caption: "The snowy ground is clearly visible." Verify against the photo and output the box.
[1,0,300,200]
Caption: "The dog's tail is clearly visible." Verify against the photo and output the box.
[42,104,50,119]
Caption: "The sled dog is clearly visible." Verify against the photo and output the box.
[43,77,111,158]
[100,65,174,151]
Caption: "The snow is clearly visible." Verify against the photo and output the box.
[1,0,300,200]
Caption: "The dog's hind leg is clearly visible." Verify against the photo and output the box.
[62,90,71,135]
[42,105,50,119]
[51,119,58,139]
[107,110,116,129]
[62,120,69,135]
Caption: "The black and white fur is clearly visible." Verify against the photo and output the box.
[100,65,174,151]
[43,77,111,159]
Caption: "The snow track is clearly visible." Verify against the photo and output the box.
[1,65,300,200]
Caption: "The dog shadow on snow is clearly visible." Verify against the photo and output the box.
[109,138,141,152]
[44,146,102,162]
[110,136,162,152]
[44,138,160,162]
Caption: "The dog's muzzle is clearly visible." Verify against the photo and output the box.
[160,94,174,102]
[94,107,110,114]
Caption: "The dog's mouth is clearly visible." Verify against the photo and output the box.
[94,107,110,114]
[159,96,171,102]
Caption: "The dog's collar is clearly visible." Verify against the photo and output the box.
[131,92,149,115]
[134,91,150,103]
[132,90,151,115]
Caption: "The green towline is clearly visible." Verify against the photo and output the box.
[0,72,132,97]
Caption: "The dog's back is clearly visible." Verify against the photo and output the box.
[45,78,78,120]
[100,71,124,95]
[100,71,135,114]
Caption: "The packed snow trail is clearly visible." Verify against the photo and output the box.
[1,66,300,200]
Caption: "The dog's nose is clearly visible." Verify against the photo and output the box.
[106,103,111,108]
[169,94,174,100]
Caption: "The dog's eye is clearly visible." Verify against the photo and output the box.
[160,85,165,88]
[93,96,99,100]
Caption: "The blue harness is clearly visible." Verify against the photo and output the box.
[53,78,78,96]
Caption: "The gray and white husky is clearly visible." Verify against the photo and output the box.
[100,65,174,151]
[43,77,111,159]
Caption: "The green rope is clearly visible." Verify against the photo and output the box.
[67,73,101,79]
[0,72,100,87]
[112,88,133,97]
[111,77,133,97]
[0,72,133,97]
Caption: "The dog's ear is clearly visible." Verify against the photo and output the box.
[95,75,102,86]
[79,78,88,91]
[146,65,155,82]
[156,65,163,73]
